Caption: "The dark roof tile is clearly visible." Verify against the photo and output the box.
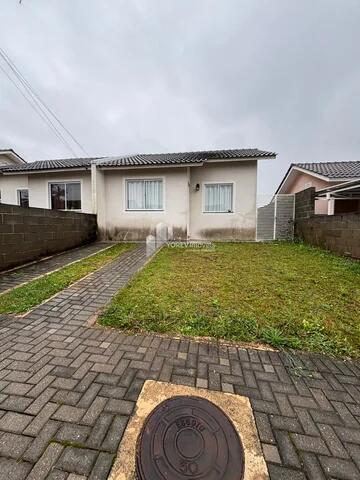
[1,148,275,173]
[294,161,360,179]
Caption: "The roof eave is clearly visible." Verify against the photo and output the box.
[275,164,335,194]
[0,149,27,165]
[1,166,90,175]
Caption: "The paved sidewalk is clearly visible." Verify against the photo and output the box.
[0,241,113,294]
[0,245,359,480]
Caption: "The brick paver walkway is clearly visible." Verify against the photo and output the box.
[0,242,113,294]
[0,245,359,480]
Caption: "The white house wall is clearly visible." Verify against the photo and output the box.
[189,160,258,240]
[0,174,29,205]
[99,167,189,240]
[27,171,92,212]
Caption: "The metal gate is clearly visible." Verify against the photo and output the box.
[256,194,295,241]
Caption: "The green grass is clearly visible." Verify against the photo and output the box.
[0,243,134,314]
[99,242,360,357]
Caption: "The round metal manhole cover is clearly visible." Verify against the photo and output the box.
[136,395,245,480]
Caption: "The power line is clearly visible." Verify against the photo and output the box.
[0,48,89,156]
[0,47,89,157]
[0,63,78,156]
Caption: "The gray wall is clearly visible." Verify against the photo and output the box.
[295,188,360,259]
[0,203,97,271]
[257,202,275,240]
[257,195,294,241]
[294,187,315,220]
[275,195,295,240]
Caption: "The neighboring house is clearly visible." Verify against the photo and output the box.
[276,161,360,214]
[0,148,276,240]
[0,149,27,205]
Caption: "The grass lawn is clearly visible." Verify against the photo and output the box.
[99,242,360,357]
[0,243,134,314]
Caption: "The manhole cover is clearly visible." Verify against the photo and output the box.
[136,395,245,479]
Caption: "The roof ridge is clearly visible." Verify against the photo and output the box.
[295,160,360,165]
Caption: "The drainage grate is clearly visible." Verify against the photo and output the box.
[136,395,245,479]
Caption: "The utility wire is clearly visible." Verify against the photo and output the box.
[0,47,89,157]
[0,63,78,156]
[0,48,89,157]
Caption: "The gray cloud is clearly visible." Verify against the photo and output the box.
[1,0,359,199]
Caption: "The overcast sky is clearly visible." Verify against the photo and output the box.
[1,0,359,200]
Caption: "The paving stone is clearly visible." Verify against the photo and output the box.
[268,464,307,479]
[319,455,360,479]
[2,382,32,396]
[52,405,86,423]
[0,411,33,433]
[101,415,128,453]
[24,402,59,436]
[46,469,69,480]
[0,431,33,459]
[318,423,349,458]
[55,424,91,444]
[274,430,301,468]
[23,421,61,463]
[82,397,108,425]
[27,443,64,480]
[47,470,69,480]
[0,458,33,480]
[104,399,134,415]
[254,411,276,444]
[89,452,115,480]
[99,385,126,399]
[262,443,281,463]
[0,394,33,412]
[291,433,330,455]
[56,446,98,476]
[301,452,326,480]
[221,382,234,393]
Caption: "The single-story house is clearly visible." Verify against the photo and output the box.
[276,161,360,214]
[0,148,276,241]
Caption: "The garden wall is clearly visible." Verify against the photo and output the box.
[0,203,97,271]
[295,188,360,259]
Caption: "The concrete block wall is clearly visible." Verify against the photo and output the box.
[296,213,360,259]
[0,203,97,271]
[295,188,360,259]
[294,187,315,220]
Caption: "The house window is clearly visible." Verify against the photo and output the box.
[50,182,81,210]
[126,179,163,210]
[204,183,233,213]
[17,189,29,208]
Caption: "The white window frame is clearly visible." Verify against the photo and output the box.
[48,180,82,211]
[17,188,29,208]
[202,182,234,214]
[125,177,165,212]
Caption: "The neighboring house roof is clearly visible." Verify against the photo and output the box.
[276,160,360,194]
[0,148,27,165]
[294,161,360,179]
[0,148,276,174]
